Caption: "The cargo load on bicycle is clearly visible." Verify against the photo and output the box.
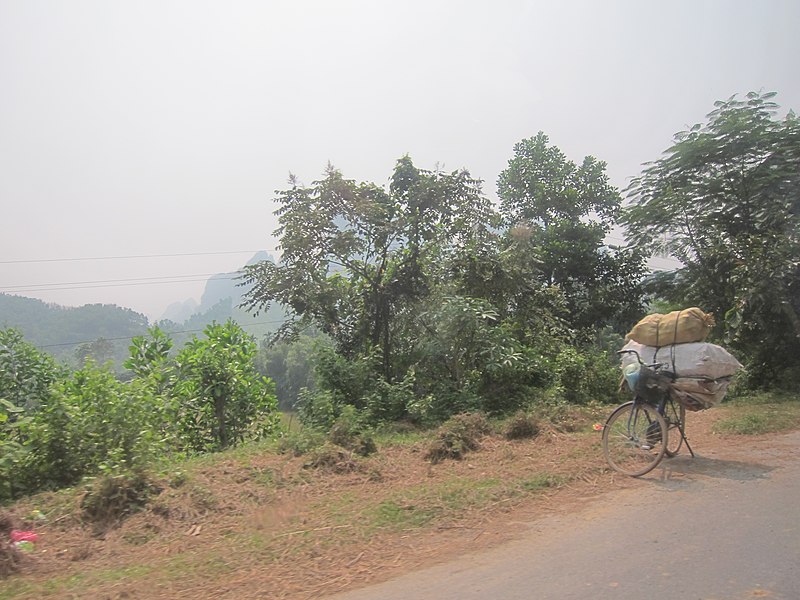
[625,307,715,346]
[620,308,742,411]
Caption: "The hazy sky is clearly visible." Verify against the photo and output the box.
[2,0,799,320]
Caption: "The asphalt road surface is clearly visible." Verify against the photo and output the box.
[330,430,800,600]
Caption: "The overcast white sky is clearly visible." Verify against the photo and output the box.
[2,0,799,320]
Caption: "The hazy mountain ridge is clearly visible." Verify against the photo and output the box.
[0,252,285,370]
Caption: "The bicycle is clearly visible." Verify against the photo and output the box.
[601,349,694,477]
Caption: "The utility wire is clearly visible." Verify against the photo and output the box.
[36,319,287,349]
[3,276,242,294]
[0,250,264,265]
[0,272,244,293]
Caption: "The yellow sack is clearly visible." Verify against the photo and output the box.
[625,307,715,346]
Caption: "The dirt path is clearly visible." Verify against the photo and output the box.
[328,429,800,600]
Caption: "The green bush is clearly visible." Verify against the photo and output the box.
[0,328,64,412]
[172,321,280,451]
[14,363,170,497]
[553,346,620,405]
[328,405,377,457]
[297,388,341,429]
[363,371,416,424]
[276,428,326,456]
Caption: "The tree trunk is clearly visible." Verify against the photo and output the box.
[214,390,228,448]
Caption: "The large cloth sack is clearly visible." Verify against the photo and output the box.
[620,340,742,380]
[626,307,715,346]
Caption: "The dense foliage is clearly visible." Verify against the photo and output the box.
[243,148,640,426]
[0,322,278,502]
[0,294,150,372]
[3,91,794,503]
[497,132,647,333]
[623,91,800,388]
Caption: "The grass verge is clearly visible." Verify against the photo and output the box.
[713,395,800,435]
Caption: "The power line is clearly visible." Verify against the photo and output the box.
[36,319,287,349]
[0,250,264,265]
[2,276,241,294]
[0,272,244,293]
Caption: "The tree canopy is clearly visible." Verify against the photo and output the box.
[623,91,800,385]
[241,159,496,377]
[498,132,646,333]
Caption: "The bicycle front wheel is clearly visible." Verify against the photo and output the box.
[602,401,667,477]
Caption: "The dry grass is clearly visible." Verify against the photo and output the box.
[0,403,792,599]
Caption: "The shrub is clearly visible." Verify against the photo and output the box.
[504,411,541,440]
[276,429,326,457]
[172,321,280,451]
[424,412,491,464]
[13,363,170,498]
[328,406,377,457]
[553,346,621,405]
[80,472,161,534]
[298,388,341,430]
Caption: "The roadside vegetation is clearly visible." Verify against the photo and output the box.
[712,392,800,435]
[2,91,799,594]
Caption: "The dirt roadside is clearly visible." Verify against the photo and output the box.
[1,405,794,599]
[330,428,800,600]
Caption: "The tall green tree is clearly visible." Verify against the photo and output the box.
[623,91,800,386]
[497,132,646,333]
[241,158,497,384]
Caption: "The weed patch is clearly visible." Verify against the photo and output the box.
[504,411,541,440]
[304,444,362,474]
[425,413,491,464]
[373,501,439,529]
[80,472,161,534]
[713,407,800,435]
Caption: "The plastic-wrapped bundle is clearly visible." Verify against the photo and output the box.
[619,340,742,411]
[619,340,742,380]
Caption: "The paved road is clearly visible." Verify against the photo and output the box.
[330,430,800,600]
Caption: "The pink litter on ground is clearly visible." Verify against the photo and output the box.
[10,530,38,543]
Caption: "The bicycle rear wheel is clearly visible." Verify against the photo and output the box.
[602,401,667,477]
[665,402,686,458]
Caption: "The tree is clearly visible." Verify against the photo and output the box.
[497,133,646,333]
[173,321,279,451]
[241,158,497,386]
[74,337,115,367]
[0,328,63,412]
[256,334,318,411]
[623,91,800,386]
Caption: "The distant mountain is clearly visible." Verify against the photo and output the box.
[157,251,286,345]
[0,293,150,369]
[162,251,274,322]
[0,251,287,372]
[161,297,198,324]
